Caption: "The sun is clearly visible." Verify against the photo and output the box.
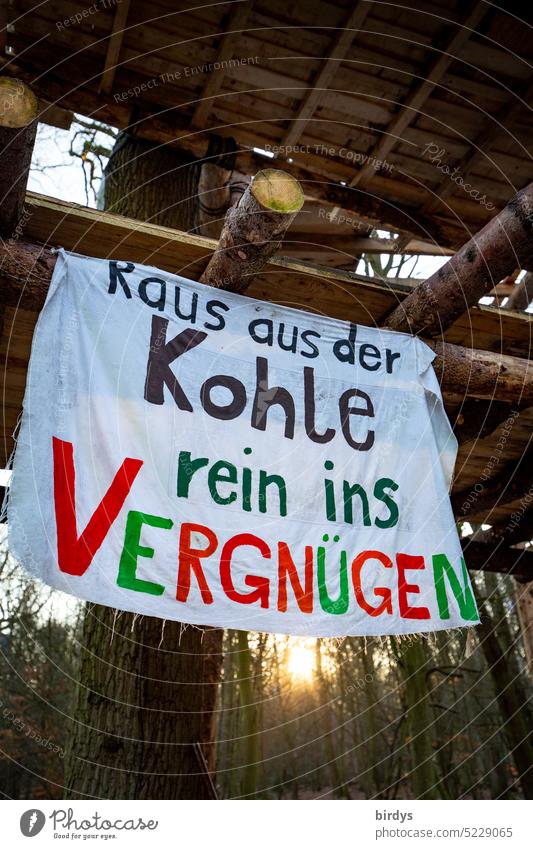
[286,638,315,681]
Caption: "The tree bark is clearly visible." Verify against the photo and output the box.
[385,183,533,336]
[477,579,533,798]
[0,77,38,237]
[65,606,222,799]
[427,339,533,405]
[200,169,304,292]
[514,581,533,682]
[103,133,199,231]
[64,136,223,800]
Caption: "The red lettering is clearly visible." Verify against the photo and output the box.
[352,550,393,616]
[277,542,313,613]
[177,523,218,603]
[397,553,430,619]
[220,533,271,607]
[53,437,142,576]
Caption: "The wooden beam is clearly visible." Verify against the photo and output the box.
[0,61,471,248]
[10,192,533,357]
[192,1,254,129]
[428,339,533,405]
[37,100,73,131]
[350,1,489,190]
[472,510,533,548]
[505,271,533,312]
[385,183,533,336]
[452,448,533,520]
[461,539,533,583]
[286,233,454,256]
[423,75,533,215]
[452,399,525,445]
[98,0,131,95]
[281,1,373,148]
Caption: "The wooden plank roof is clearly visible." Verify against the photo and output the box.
[2,0,532,251]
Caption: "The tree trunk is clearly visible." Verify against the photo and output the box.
[396,638,444,800]
[235,630,261,798]
[64,135,223,800]
[477,576,533,798]
[514,581,533,682]
[0,77,38,237]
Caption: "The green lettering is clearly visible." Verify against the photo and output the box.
[343,481,371,526]
[117,510,172,595]
[258,470,287,516]
[177,451,209,498]
[317,547,349,614]
[432,553,478,620]
[374,477,399,528]
[208,460,238,505]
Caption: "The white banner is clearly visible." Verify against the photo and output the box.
[8,250,478,636]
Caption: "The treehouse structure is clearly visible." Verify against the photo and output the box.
[1,3,533,602]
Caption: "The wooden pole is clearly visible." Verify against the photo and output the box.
[200,168,304,292]
[1,239,533,405]
[0,77,38,236]
[505,271,533,311]
[384,183,533,336]
[428,338,533,405]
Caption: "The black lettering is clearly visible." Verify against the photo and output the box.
[359,343,381,371]
[175,287,198,322]
[204,299,230,331]
[339,388,375,451]
[139,277,166,311]
[144,316,207,408]
[249,319,273,345]
[252,357,295,439]
[304,367,335,444]
[200,375,247,420]
[386,349,401,373]
[301,329,320,359]
[333,323,357,364]
[277,323,297,353]
[109,260,135,298]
